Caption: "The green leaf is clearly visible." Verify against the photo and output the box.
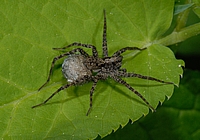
[100,69,200,140]
[174,3,194,15]
[0,0,184,139]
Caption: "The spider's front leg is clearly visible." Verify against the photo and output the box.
[53,42,98,57]
[112,47,146,57]
[38,48,89,91]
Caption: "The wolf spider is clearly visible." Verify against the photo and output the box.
[32,10,174,116]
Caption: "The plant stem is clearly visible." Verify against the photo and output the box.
[157,22,200,46]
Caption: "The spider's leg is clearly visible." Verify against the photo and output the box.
[32,83,73,108]
[86,79,98,116]
[111,76,156,112]
[119,68,127,73]
[53,42,98,57]
[112,47,146,57]
[38,48,89,91]
[102,9,108,58]
[118,72,174,85]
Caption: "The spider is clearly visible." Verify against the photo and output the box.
[32,10,174,116]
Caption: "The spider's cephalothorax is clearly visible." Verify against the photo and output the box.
[32,10,174,116]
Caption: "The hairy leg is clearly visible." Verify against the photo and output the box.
[32,83,73,108]
[86,79,98,116]
[117,72,174,85]
[53,42,98,57]
[33,75,92,109]
[102,9,108,58]
[112,47,146,57]
[111,76,156,112]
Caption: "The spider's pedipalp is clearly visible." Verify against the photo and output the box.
[53,42,98,57]
[111,76,156,112]
[112,47,146,57]
[102,9,108,58]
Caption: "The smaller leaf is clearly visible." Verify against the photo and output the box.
[174,3,194,15]
[193,0,200,18]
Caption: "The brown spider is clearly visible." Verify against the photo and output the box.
[32,10,174,116]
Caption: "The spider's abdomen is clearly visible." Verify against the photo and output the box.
[62,55,92,83]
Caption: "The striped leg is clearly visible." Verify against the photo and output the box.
[117,72,174,85]
[112,47,146,57]
[53,42,98,57]
[86,79,98,116]
[102,9,108,58]
[111,76,156,112]
[32,83,73,108]
[33,75,92,109]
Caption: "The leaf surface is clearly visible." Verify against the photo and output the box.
[0,0,184,139]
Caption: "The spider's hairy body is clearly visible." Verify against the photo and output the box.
[32,10,174,116]
[84,56,122,73]
[63,55,123,83]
